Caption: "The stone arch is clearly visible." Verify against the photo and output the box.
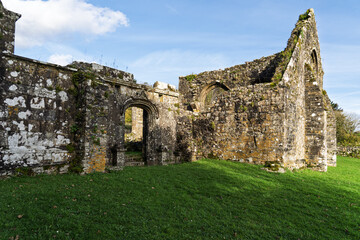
[109,98,159,167]
[123,98,158,166]
[122,98,159,120]
[199,81,230,108]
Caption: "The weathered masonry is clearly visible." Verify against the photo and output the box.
[0,1,336,175]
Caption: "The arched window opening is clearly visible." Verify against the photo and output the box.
[200,82,229,109]
[311,50,318,74]
[204,87,226,107]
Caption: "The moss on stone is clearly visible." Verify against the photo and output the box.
[15,167,34,176]
[55,85,63,93]
[66,144,75,153]
[185,74,197,83]
[67,72,89,174]
[298,9,311,21]
[264,161,281,171]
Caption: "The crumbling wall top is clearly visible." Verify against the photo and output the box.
[0,1,21,54]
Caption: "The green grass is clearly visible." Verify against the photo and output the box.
[125,151,142,157]
[0,156,359,239]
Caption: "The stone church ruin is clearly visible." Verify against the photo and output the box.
[0,2,336,175]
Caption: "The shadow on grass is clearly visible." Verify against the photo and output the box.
[0,158,359,239]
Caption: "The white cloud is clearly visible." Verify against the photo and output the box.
[48,54,74,65]
[129,49,230,86]
[2,0,129,48]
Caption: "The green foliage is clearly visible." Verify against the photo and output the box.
[104,91,109,99]
[240,105,248,112]
[94,138,100,146]
[331,101,342,111]
[332,102,360,146]
[68,163,83,174]
[211,121,215,130]
[71,72,86,86]
[14,167,34,176]
[125,151,142,157]
[125,108,132,129]
[66,144,75,153]
[185,74,196,83]
[270,17,307,84]
[264,161,281,171]
[270,82,277,88]
[91,135,100,145]
[298,9,311,21]
[55,85,63,93]
[335,111,360,146]
[70,124,79,133]
[91,80,99,88]
[92,125,98,133]
[67,72,90,174]
[0,157,359,239]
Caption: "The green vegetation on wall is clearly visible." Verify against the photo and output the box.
[185,74,197,83]
[67,72,91,173]
[270,9,310,85]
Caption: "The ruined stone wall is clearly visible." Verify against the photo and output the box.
[60,63,181,172]
[131,107,143,141]
[279,9,335,171]
[337,146,360,159]
[0,54,75,175]
[325,96,337,166]
[0,2,20,54]
[0,56,182,174]
[177,9,336,171]
[178,55,287,166]
[0,3,336,174]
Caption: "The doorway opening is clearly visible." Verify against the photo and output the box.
[124,106,148,166]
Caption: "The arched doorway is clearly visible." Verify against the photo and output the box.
[116,98,159,167]
[124,106,146,166]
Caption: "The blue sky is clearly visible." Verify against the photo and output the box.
[2,0,360,114]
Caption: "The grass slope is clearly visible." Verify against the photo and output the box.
[0,156,359,239]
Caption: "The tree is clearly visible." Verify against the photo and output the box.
[332,102,360,146]
[330,100,342,111]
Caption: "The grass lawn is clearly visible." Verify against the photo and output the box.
[0,156,359,239]
[125,151,143,157]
